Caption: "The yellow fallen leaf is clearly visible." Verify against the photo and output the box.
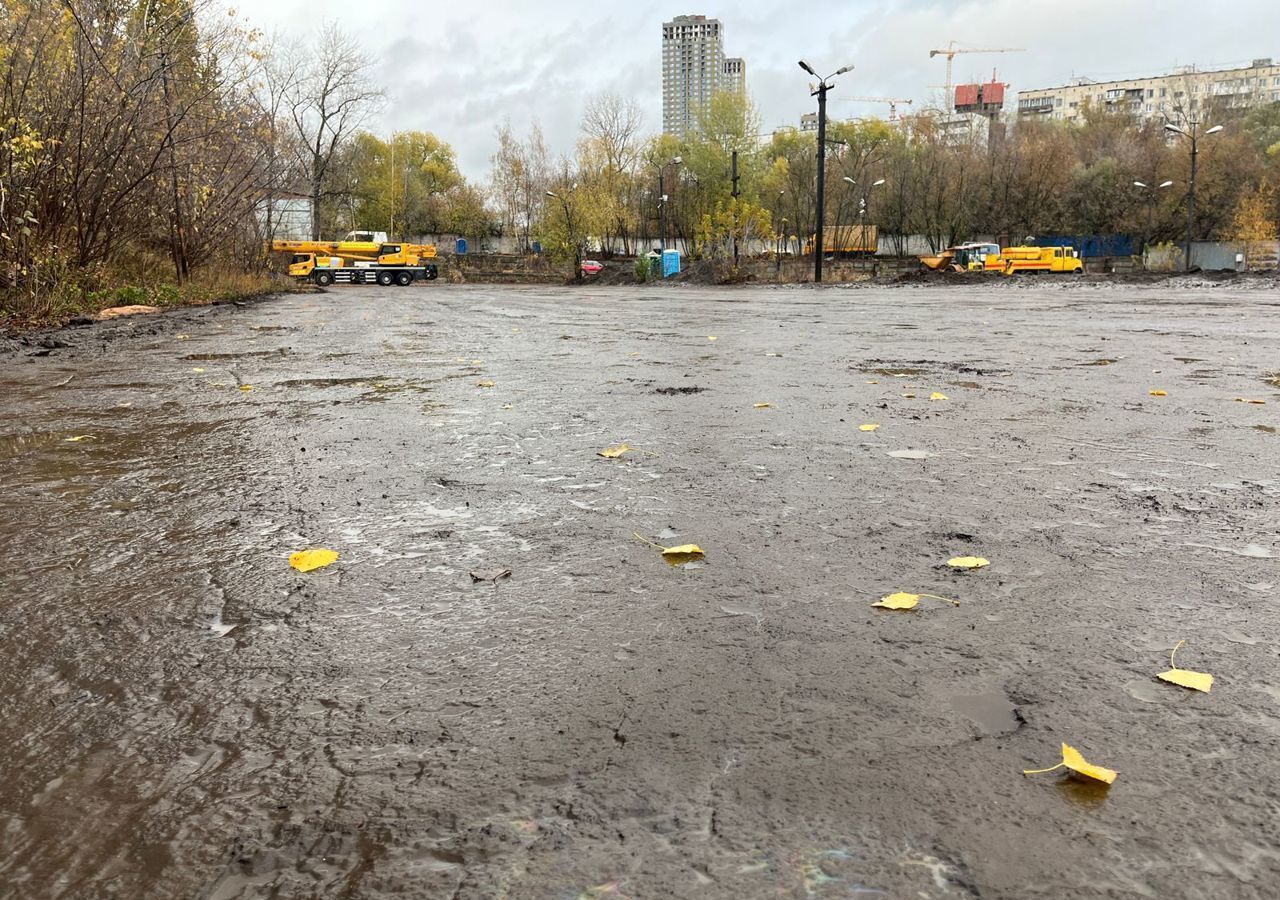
[754,402,772,409]
[707,336,718,341]
[859,423,880,432]
[661,544,705,566]
[1023,742,1117,786]
[1157,640,1214,693]
[191,367,206,373]
[477,380,495,388]
[64,435,95,442]
[872,591,959,610]
[239,384,253,392]
[1149,389,1167,397]
[472,358,483,364]
[289,548,339,572]
[1234,397,1266,405]
[866,379,879,385]
[947,556,990,569]
[176,334,190,340]
[634,533,704,566]
[599,444,632,459]
[902,393,917,399]
[930,392,949,401]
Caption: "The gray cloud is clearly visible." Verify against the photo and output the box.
[245,0,1280,180]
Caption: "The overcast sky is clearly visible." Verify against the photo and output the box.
[243,1,1279,180]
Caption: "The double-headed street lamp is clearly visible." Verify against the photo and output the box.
[842,176,885,254]
[1133,179,1174,258]
[1164,122,1222,273]
[799,59,853,283]
[546,184,581,281]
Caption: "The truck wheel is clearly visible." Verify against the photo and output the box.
[377,271,393,286]
[395,271,412,286]
[425,267,438,280]
[315,272,333,286]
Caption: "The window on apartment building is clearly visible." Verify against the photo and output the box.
[1145,104,1152,112]
[1056,97,1063,107]
[1160,88,1167,97]
[1147,89,1154,98]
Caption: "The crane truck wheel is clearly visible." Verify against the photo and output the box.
[377,271,394,286]
[314,272,333,287]
[395,271,412,286]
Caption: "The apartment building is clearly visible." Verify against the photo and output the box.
[1017,57,1280,124]
[662,15,747,136]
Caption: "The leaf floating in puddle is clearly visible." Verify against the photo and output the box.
[1234,397,1266,405]
[477,380,495,388]
[947,556,990,569]
[239,384,253,392]
[754,402,773,409]
[1157,639,1214,692]
[634,532,704,566]
[1023,742,1117,786]
[191,367,206,373]
[930,392,949,401]
[872,591,959,611]
[289,548,338,573]
[599,444,632,458]
[859,423,880,432]
[64,435,96,442]
[470,568,512,584]
[1149,389,1167,397]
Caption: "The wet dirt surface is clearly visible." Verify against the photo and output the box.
[2,282,1279,899]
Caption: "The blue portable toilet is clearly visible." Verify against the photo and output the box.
[455,237,468,255]
[532,241,542,255]
[662,249,681,278]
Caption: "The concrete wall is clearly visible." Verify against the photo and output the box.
[1144,241,1279,272]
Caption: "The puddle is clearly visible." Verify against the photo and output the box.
[1124,679,1166,703]
[1183,542,1275,559]
[887,450,934,460]
[718,603,763,626]
[1173,357,1205,363]
[950,691,1020,735]
[865,367,926,377]
[1254,425,1276,434]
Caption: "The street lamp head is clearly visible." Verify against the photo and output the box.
[798,60,817,77]
[872,178,886,187]
[1134,181,1147,188]
[1205,125,1223,135]
[834,65,854,76]
[1164,123,1186,136]
[671,156,683,165]
[1159,180,1175,188]
[545,190,557,198]
[842,176,855,184]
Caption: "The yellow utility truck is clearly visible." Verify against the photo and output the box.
[1000,245,1084,275]
[807,225,878,257]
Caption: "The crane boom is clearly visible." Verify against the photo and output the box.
[837,96,914,122]
[928,41,1025,109]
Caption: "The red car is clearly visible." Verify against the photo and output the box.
[581,259,604,275]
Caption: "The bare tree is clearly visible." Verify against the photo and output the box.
[287,23,383,239]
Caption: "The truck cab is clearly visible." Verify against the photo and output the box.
[952,243,1003,272]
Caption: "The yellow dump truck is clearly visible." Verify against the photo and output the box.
[920,242,1004,272]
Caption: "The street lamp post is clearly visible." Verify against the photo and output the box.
[546,185,581,282]
[656,155,683,252]
[1165,122,1222,273]
[1133,179,1175,262]
[799,59,853,283]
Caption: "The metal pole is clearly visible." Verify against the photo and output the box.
[1185,131,1197,274]
[814,82,828,283]
[731,149,740,267]
[659,170,666,252]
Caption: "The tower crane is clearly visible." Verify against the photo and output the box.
[929,41,1025,110]
[837,96,914,122]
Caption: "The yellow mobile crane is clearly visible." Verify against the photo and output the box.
[269,231,439,286]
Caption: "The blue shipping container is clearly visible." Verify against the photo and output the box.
[1032,234,1135,258]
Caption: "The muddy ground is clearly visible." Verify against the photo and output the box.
[1,281,1278,900]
